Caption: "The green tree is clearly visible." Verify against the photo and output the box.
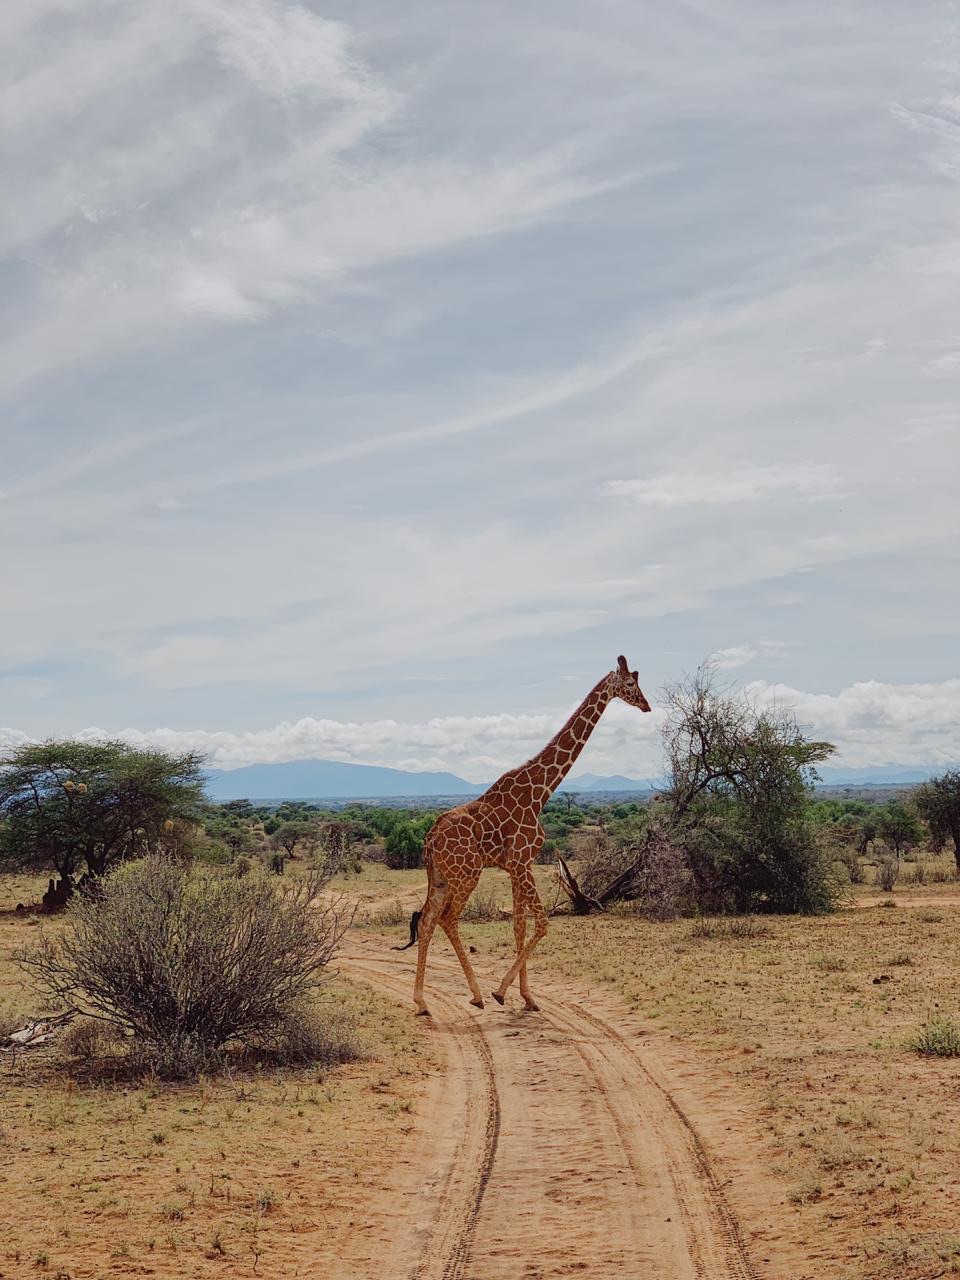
[384,820,424,870]
[661,666,837,914]
[202,808,256,857]
[916,770,960,871]
[0,740,204,892]
[875,800,923,859]
[269,821,319,859]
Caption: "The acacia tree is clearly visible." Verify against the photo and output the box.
[269,821,319,859]
[556,666,838,916]
[0,740,205,893]
[660,667,837,913]
[874,800,923,859]
[916,770,960,870]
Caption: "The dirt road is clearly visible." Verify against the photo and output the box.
[338,936,810,1280]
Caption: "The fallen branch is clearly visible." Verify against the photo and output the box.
[555,854,605,915]
[1,1011,75,1056]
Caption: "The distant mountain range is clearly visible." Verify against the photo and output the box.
[203,757,948,803]
[815,765,938,786]
[557,773,654,793]
[204,759,484,802]
[203,758,652,802]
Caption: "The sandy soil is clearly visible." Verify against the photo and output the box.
[5,867,958,1280]
[340,934,815,1280]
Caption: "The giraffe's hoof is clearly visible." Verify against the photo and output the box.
[491,991,505,1006]
[415,1007,432,1017]
[523,1000,540,1012]
[470,997,485,1009]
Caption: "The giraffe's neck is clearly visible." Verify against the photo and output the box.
[488,676,615,807]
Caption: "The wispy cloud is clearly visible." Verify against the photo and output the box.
[1,1,957,743]
[604,466,846,508]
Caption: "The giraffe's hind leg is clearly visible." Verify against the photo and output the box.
[412,880,448,1016]
[439,868,483,1006]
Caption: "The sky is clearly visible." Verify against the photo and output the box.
[2,0,959,782]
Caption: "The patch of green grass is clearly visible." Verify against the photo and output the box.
[909,1015,960,1058]
[787,1171,822,1204]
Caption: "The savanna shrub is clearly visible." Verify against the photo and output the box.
[834,844,866,885]
[634,839,695,920]
[910,1015,960,1058]
[461,883,502,923]
[20,857,352,1077]
[877,856,900,892]
[266,1000,364,1068]
[61,1016,125,1060]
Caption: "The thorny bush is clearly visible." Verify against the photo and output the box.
[19,856,353,1077]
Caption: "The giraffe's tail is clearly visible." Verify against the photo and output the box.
[391,846,433,950]
[391,909,422,950]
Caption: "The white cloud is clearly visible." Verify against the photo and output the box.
[746,679,960,769]
[711,645,757,671]
[710,641,790,670]
[604,466,846,508]
[0,2,957,740]
[55,702,663,782]
[3,679,957,782]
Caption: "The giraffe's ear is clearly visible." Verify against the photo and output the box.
[617,655,629,674]
[632,670,639,682]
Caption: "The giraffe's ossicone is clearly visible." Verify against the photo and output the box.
[395,656,651,1015]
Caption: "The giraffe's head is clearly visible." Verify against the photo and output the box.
[612,655,651,711]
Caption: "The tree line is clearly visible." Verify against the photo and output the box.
[2,673,958,917]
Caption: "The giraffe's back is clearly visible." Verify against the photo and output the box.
[425,796,543,875]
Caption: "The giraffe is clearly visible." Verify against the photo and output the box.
[395,656,651,1015]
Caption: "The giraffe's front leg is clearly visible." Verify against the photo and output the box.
[441,914,485,1008]
[493,867,546,1009]
[516,911,540,1011]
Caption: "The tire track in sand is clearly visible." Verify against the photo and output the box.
[346,944,761,1279]
[539,991,756,1280]
[342,956,499,1280]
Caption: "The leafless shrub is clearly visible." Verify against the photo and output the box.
[725,915,772,939]
[689,916,718,939]
[910,855,929,886]
[0,1004,19,1040]
[877,856,900,892]
[834,844,866,885]
[262,1000,364,1068]
[557,825,694,920]
[19,857,353,1078]
[461,883,502,923]
[687,915,771,941]
[366,899,409,928]
[61,1016,125,1060]
[567,828,624,900]
[633,839,695,920]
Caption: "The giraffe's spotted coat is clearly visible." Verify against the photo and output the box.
[411,657,651,1013]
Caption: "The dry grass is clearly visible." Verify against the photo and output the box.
[861,852,958,895]
[0,874,438,1279]
[346,862,558,931]
[535,898,960,1280]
